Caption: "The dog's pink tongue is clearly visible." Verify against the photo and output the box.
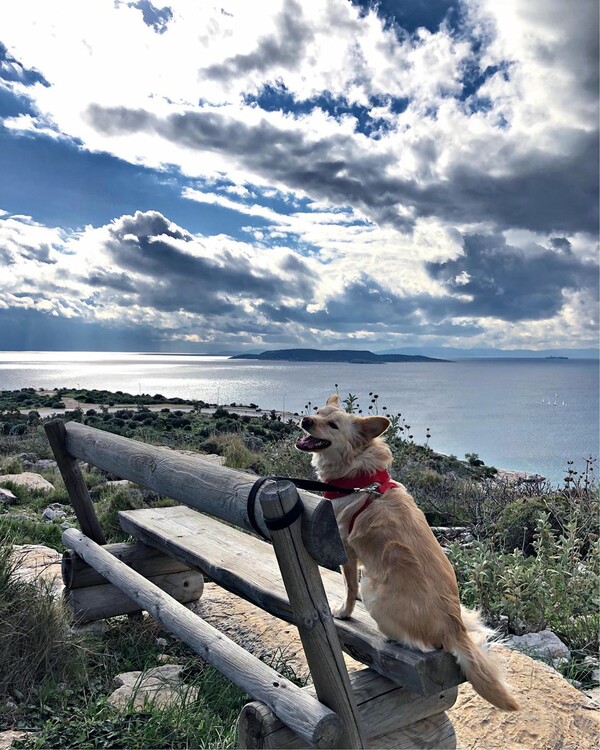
[296,435,320,451]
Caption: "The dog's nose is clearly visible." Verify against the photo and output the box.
[301,417,313,429]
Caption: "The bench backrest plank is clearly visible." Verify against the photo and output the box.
[58,420,345,568]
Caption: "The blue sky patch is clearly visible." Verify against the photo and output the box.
[245,85,409,137]
[350,0,459,34]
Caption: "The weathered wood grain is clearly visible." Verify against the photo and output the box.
[119,505,464,696]
[62,420,345,568]
[237,668,458,748]
[62,528,342,749]
[44,419,106,543]
[62,542,193,589]
[64,569,205,622]
[260,481,366,749]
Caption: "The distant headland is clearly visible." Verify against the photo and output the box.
[230,348,448,363]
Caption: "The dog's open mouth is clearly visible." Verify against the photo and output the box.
[295,435,332,452]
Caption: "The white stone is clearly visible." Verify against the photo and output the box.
[108,665,199,710]
[508,629,571,665]
[0,487,17,505]
[10,544,63,597]
[0,472,55,493]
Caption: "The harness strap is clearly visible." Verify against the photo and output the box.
[247,472,398,539]
[246,475,350,538]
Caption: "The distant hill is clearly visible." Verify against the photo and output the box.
[230,348,448,363]
[377,346,599,359]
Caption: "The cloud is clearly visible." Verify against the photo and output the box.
[0,0,597,352]
[203,0,313,82]
[427,232,599,321]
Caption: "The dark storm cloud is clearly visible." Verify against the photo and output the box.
[417,132,599,234]
[203,0,313,82]
[258,274,484,336]
[86,104,598,235]
[88,270,137,292]
[427,233,599,321]
[102,210,315,316]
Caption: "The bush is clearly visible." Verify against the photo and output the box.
[448,508,599,652]
[0,539,88,702]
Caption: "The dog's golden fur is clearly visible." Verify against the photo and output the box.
[298,394,519,712]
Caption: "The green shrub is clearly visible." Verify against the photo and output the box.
[448,509,599,654]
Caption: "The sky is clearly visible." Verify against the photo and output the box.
[0,0,598,354]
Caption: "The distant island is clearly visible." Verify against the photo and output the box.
[230,348,448,363]
[545,356,568,360]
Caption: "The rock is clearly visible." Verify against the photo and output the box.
[105,479,133,489]
[508,629,571,666]
[0,487,17,505]
[34,459,59,472]
[17,452,39,464]
[586,687,600,708]
[42,502,70,522]
[155,637,168,650]
[0,472,54,493]
[449,647,599,750]
[191,584,599,750]
[108,665,199,710]
[70,620,109,636]
[0,730,32,750]
[10,544,63,597]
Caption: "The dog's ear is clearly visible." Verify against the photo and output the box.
[357,416,390,440]
[326,394,342,408]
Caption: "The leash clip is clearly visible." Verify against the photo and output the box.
[355,482,382,496]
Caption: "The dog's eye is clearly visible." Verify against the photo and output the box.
[328,421,339,429]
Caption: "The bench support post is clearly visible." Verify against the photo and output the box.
[259,481,367,749]
[45,419,106,544]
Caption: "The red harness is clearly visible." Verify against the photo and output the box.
[323,469,398,534]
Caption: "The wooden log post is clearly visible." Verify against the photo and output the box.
[259,481,366,749]
[237,669,459,749]
[61,421,345,568]
[62,542,194,589]
[44,419,106,544]
[65,569,205,623]
[62,528,343,749]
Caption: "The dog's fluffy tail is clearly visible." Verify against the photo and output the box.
[448,608,519,712]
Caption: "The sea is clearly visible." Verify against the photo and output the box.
[0,351,598,486]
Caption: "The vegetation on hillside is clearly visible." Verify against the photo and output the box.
[0,386,598,746]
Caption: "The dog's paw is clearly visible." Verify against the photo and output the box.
[332,604,352,619]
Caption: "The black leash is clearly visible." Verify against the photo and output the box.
[246,475,374,539]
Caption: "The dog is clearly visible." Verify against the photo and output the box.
[296,394,519,712]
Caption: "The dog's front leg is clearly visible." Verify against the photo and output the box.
[332,548,359,619]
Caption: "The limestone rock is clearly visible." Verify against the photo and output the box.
[508,629,571,666]
[0,730,32,750]
[0,487,17,505]
[449,646,599,750]
[42,502,70,522]
[108,665,199,710]
[0,472,54,493]
[10,544,63,597]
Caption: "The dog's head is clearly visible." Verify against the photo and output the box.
[296,394,390,473]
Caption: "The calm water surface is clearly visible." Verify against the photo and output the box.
[0,352,598,485]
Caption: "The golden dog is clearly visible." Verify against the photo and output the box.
[296,394,518,711]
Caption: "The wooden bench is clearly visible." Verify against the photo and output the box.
[46,419,465,749]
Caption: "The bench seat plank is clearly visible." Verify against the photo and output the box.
[119,505,464,696]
